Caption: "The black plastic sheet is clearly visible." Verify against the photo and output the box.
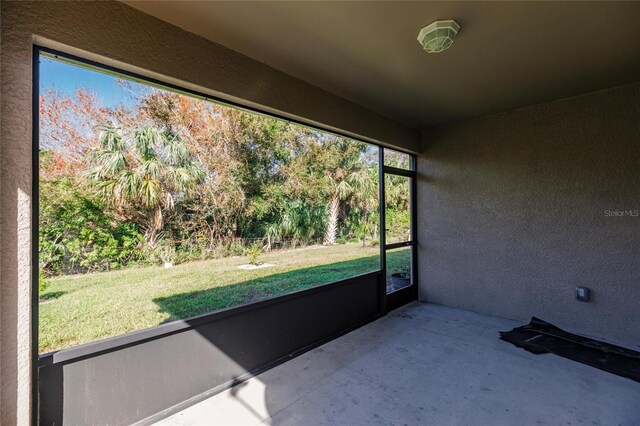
[500,317,640,382]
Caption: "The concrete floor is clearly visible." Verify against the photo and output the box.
[155,302,640,426]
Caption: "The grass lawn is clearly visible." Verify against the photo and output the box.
[39,243,409,354]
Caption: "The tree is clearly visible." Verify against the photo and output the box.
[86,124,204,247]
[278,133,377,246]
[39,87,111,180]
[40,76,398,276]
[137,90,305,248]
[294,135,376,246]
[345,163,379,246]
[323,154,376,245]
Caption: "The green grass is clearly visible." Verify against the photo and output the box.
[39,243,409,354]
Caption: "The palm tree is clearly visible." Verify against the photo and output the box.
[265,200,326,249]
[86,124,204,247]
[321,140,376,245]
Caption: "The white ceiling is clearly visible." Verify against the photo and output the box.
[123,1,640,129]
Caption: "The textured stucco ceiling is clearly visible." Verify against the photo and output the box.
[123,1,640,129]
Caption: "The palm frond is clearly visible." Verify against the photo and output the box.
[138,158,162,180]
[163,133,190,165]
[140,178,161,209]
[133,127,161,160]
[97,125,124,151]
[114,172,141,207]
[336,180,353,200]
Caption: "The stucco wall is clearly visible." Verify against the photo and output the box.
[417,82,640,347]
[0,1,419,423]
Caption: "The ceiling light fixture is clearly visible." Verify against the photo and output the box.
[417,20,460,53]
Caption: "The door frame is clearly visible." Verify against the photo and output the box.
[378,147,418,312]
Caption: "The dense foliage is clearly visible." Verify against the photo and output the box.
[40,177,144,274]
[40,83,410,276]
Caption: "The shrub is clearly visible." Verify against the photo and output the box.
[39,177,144,276]
[175,240,202,264]
[226,240,245,257]
[335,237,347,245]
[156,242,177,264]
[385,209,410,242]
[370,239,379,247]
[245,244,263,266]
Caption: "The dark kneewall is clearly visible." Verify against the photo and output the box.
[417,82,640,348]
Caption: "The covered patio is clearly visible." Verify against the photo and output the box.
[157,303,639,425]
[1,1,639,425]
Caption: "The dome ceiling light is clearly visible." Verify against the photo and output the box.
[417,20,460,53]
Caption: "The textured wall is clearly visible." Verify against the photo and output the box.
[0,1,418,423]
[417,82,640,347]
[1,5,35,424]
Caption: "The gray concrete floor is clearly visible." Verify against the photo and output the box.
[155,302,640,426]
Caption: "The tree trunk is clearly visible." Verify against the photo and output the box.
[144,228,159,248]
[323,195,340,245]
[143,205,163,248]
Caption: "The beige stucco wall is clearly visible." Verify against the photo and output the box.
[0,1,419,423]
[417,82,640,347]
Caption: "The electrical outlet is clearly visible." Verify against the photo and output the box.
[576,286,590,302]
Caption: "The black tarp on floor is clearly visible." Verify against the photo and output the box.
[500,317,640,382]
